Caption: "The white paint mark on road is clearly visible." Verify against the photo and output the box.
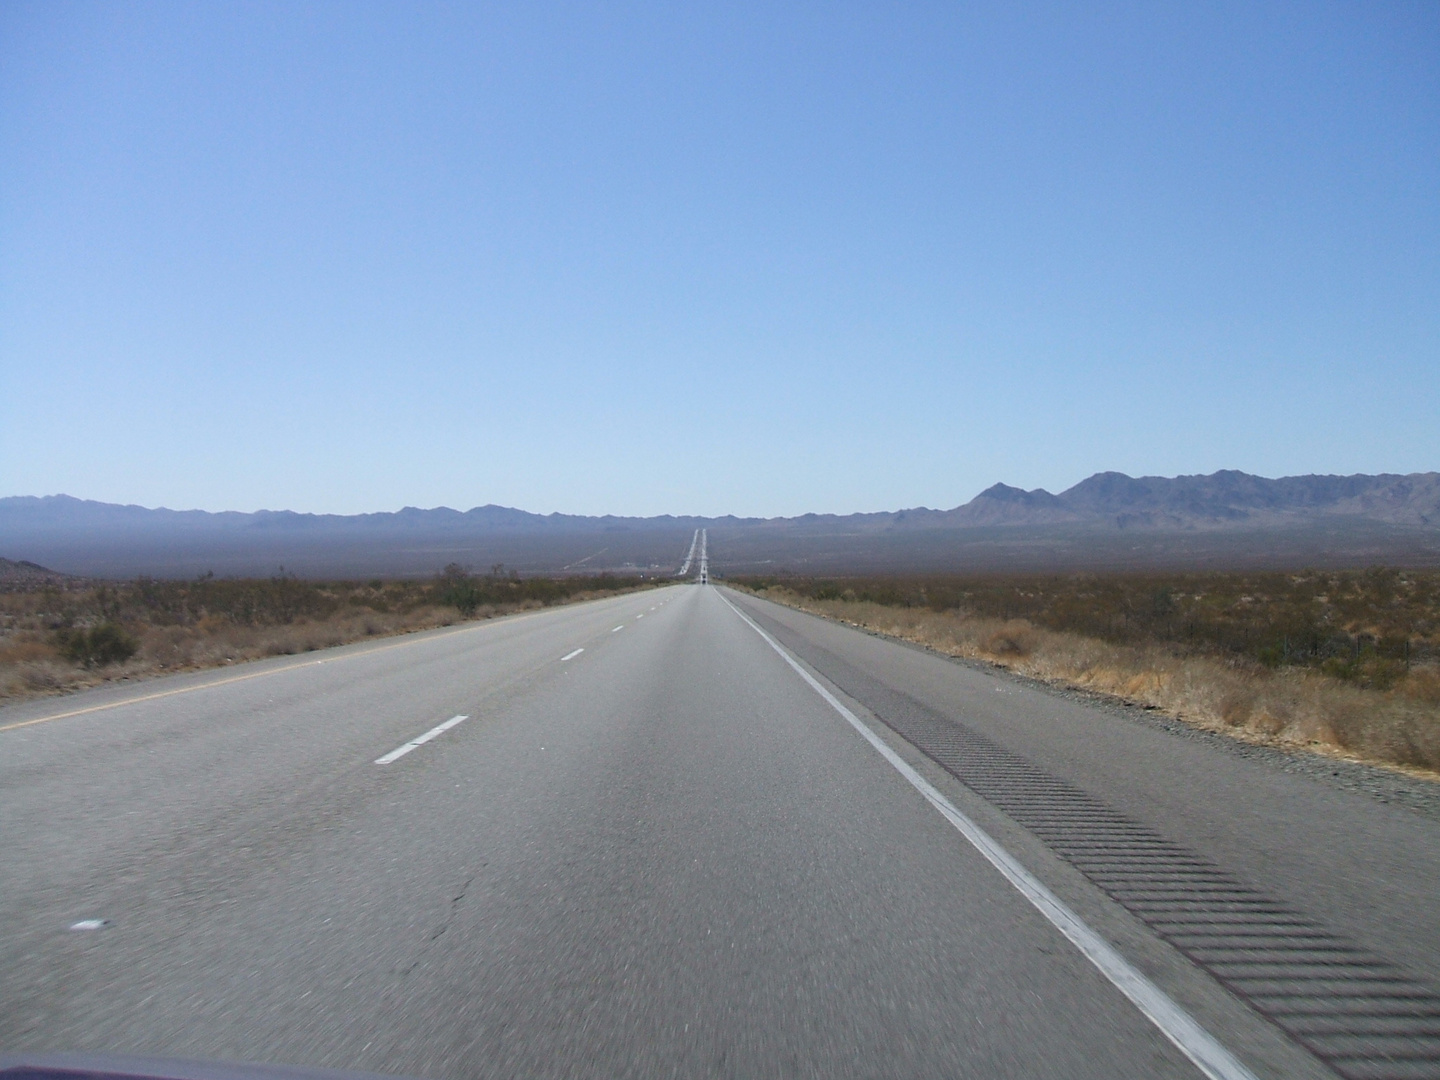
[560,648,584,662]
[1,604,559,736]
[717,590,1258,1080]
[612,625,624,633]
[636,613,644,619]
[676,529,700,577]
[70,919,108,931]
[375,715,468,765]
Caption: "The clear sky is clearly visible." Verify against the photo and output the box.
[2,2,1436,517]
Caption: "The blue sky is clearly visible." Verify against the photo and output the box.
[2,1,1436,517]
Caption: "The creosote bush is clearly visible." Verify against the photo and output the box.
[55,622,139,668]
[1,567,658,704]
[737,568,1439,687]
[734,570,1440,775]
[432,563,645,616]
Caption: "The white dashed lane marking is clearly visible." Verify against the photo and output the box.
[375,715,469,765]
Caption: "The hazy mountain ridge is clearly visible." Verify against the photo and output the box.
[0,557,78,590]
[0,494,742,535]
[945,470,1440,529]
[2,471,1436,577]
[9,469,1434,534]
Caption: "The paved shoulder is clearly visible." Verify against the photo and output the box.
[724,587,1440,1080]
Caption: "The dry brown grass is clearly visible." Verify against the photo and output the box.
[745,587,1440,778]
[0,607,460,704]
[0,582,657,707]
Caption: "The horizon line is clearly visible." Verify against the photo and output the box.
[3,467,1437,521]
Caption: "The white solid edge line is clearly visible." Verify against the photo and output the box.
[716,591,1257,1080]
[560,648,584,662]
[375,714,469,765]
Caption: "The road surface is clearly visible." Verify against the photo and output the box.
[3,584,1438,1079]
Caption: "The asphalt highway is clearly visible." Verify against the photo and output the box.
[3,584,1438,1079]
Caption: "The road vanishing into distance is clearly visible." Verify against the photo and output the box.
[4,580,1440,1079]
[675,529,706,580]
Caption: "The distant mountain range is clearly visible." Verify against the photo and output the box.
[0,557,77,590]
[3,470,1438,578]
[947,470,1440,529]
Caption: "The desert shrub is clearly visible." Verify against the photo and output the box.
[430,564,649,616]
[22,664,64,690]
[741,577,1440,772]
[56,622,139,668]
[981,621,1038,657]
[734,569,1440,680]
[1,569,658,706]
[435,564,485,616]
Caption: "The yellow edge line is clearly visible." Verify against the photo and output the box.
[0,609,543,735]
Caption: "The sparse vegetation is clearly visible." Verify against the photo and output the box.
[55,622,139,668]
[732,569,1440,775]
[0,567,658,704]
